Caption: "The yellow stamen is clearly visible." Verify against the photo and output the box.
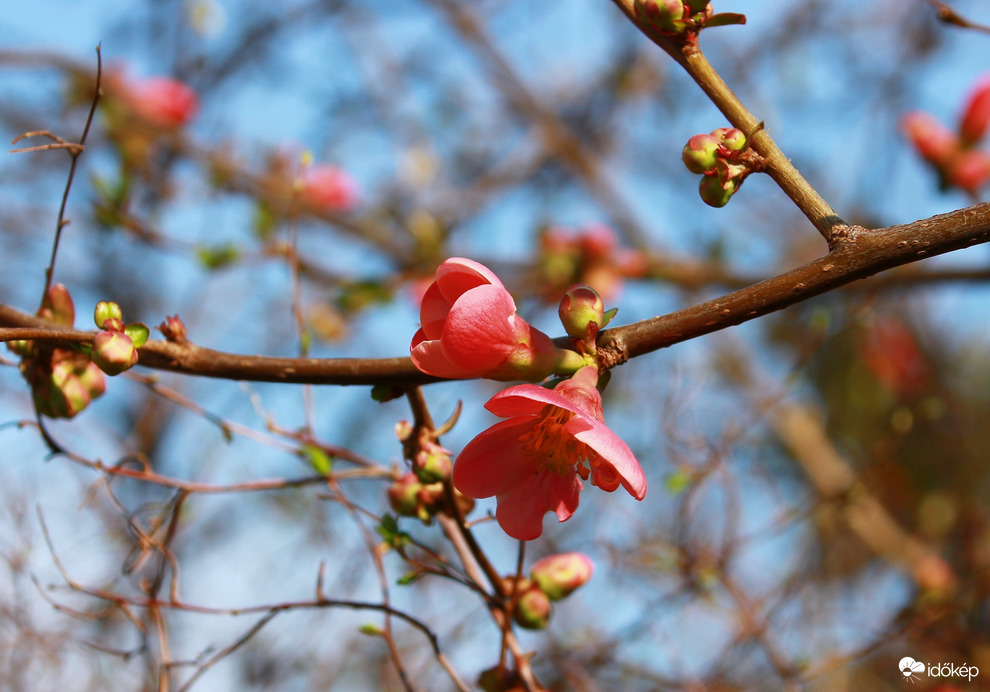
[519,405,586,476]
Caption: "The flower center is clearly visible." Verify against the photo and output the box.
[519,405,583,476]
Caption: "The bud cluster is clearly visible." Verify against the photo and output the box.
[901,77,990,196]
[90,301,148,376]
[388,421,474,524]
[10,285,107,419]
[681,127,763,207]
[633,0,745,41]
[504,553,595,630]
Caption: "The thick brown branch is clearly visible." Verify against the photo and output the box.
[3,205,989,384]
[597,203,990,365]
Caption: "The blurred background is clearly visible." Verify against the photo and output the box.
[2,0,990,690]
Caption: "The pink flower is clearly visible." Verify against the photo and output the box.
[410,258,579,381]
[301,165,359,212]
[901,111,959,166]
[122,76,198,128]
[453,366,646,540]
[960,76,990,145]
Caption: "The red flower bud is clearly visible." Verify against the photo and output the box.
[91,331,138,376]
[900,111,959,166]
[530,552,594,601]
[558,284,605,340]
[959,76,990,145]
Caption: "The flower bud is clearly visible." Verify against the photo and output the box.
[394,420,414,442]
[682,133,721,174]
[40,284,76,326]
[77,361,107,398]
[42,361,92,418]
[960,76,990,145]
[413,446,452,484]
[94,301,124,331]
[901,111,959,166]
[530,552,594,601]
[712,127,747,152]
[157,314,187,344]
[635,0,685,34]
[947,149,990,193]
[699,174,737,208]
[558,284,605,339]
[91,330,138,376]
[513,586,552,630]
[684,0,712,15]
[387,473,422,517]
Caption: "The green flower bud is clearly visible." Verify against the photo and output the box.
[712,127,746,152]
[699,174,737,208]
[513,587,552,630]
[387,473,422,517]
[94,301,124,331]
[682,133,721,174]
[558,284,605,339]
[530,552,594,601]
[635,0,686,33]
[91,330,138,376]
[413,446,452,484]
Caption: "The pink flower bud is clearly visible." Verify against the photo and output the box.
[91,331,138,376]
[558,284,605,339]
[77,361,107,399]
[413,446,452,484]
[530,552,594,601]
[682,133,721,174]
[43,361,92,419]
[959,76,990,145]
[40,284,75,327]
[947,149,990,193]
[635,0,686,33]
[387,473,423,517]
[712,127,747,152]
[513,586,552,630]
[123,76,198,128]
[157,315,187,344]
[300,165,359,213]
[901,111,959,166]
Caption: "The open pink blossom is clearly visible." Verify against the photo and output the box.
[301,165,359,212]
[410,258,580,381]
[453,366,646,540]
[121,76,198,128]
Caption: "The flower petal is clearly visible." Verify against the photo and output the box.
[453,418,537,498]
[494,470,583,541]
[568,418,647,500]
[441,284,521,371]
[410,330,480,378]
[418,281,453,339]
[434,257,503,304]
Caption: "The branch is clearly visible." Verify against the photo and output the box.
[3,204,990,385]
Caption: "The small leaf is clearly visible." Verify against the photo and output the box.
[371,384,405,402]
[358,623,382,637]
[124,323,150,348]
[601,307,619,328]
[397,571,421,586]
[196,244,241,270]
[301,445,333,476]
[705,12,747,28]
[665,469,692,495]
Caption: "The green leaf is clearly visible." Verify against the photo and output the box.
[358,623,382,636]
[301,445,333,476]
[397,571,421,586]
[196,244,241,270]
[124,323,150,348]
[665,469,692,496]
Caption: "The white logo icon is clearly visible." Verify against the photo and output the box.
[899,657,925,683]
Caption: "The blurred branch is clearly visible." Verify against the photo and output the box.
[927,0,990,34]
